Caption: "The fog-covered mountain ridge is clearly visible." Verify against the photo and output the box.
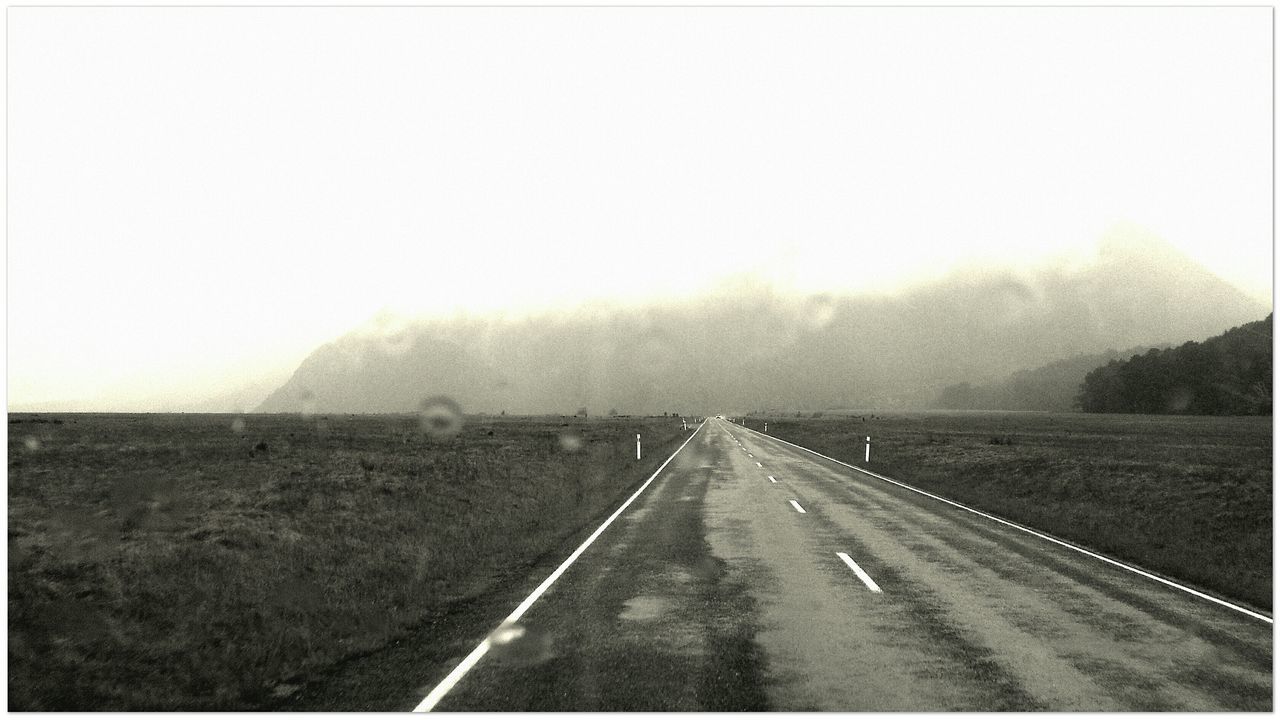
[257,236,1269,414]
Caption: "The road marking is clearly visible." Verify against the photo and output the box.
[748,453,753,457]
[789,499,807,514]
[756,461,763,468]
[768,475,777,483]
[740,425,1274,625]
[413,423,706,711]
[837,552,883,593]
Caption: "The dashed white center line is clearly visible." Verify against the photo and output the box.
[789,500,806,514]
[747,425,1275,625]
[837,552,883,593]
[768,475,777,483]
[756,461,762,468]
[748,453,753,457]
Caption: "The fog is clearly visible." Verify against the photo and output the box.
[255,232,1266,416]
[7,8,1271,411]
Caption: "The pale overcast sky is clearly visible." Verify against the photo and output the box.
[7,6,1273,409]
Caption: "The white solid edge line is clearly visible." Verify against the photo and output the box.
[740,424,1273,625]
[837,552,883,593]
[789,499,807,514]
[413,423,706,712]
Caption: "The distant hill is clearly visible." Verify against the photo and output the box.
[1077,315,1272,415]
[257,235,1269,415]
[933,345,1167,412]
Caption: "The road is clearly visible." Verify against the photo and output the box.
[353,417,1274,710]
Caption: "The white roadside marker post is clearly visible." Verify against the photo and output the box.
[637,433,641,460]
[764,422,768,433]
[865,436,871,463]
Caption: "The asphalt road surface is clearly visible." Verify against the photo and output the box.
[296,417,1274,711]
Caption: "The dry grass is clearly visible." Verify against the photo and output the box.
[8,412,690,710]
[751,411,1271,610]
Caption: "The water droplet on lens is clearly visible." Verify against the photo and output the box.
[299,388,318,418]
[23,437,40,451]
[803,294,837,330]
[412,551,431,584]
[418,396,464,440]
[490,623,526,645]
[230,418,246,433]
[558,431,583,453]
[382,332,412,357]
[371,312,416,358]
[487,623,556,667]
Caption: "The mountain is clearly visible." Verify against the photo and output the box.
[933,345,1169,412]
[1077,315,1272,415]
[256,236,1269,415]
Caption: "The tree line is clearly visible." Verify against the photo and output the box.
[934,348,1147,412]
[1076,315,1272,415]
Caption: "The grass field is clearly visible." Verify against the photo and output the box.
[748,411,1272,611]
[7,412,692,710]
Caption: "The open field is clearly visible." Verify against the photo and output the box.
[747,411,1271,610]
[7,412,690,710]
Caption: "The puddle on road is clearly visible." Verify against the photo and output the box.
[619,595,672,621]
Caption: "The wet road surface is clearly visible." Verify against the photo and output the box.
[335,418,1275,710]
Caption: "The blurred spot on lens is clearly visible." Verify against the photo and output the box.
[270,577,324,612]
[382,331,412,357]
[418,396,464,440]
[370,311,416,358]
[487,623,556,667]
[412,550,432,584]
[299,388,318,419]
[636,333,676,376]
[803,294,837,329]
[230,418,246,433]
[23,437,40,451]
[692,555,721,582]
[558,431,583,453]
[1166,386,1194,412]
[490,623,526,645]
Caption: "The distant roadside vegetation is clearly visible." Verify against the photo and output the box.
[934,315,1271,416]
[7,413,690,710]
[934,346,1163,412]
[1076,315,1271,415]
[752,412,1271,610]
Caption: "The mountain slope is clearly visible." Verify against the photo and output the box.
[933,345,1169,412]
[257,236,1269,415]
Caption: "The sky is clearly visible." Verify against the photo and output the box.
[7,6,1274,410]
